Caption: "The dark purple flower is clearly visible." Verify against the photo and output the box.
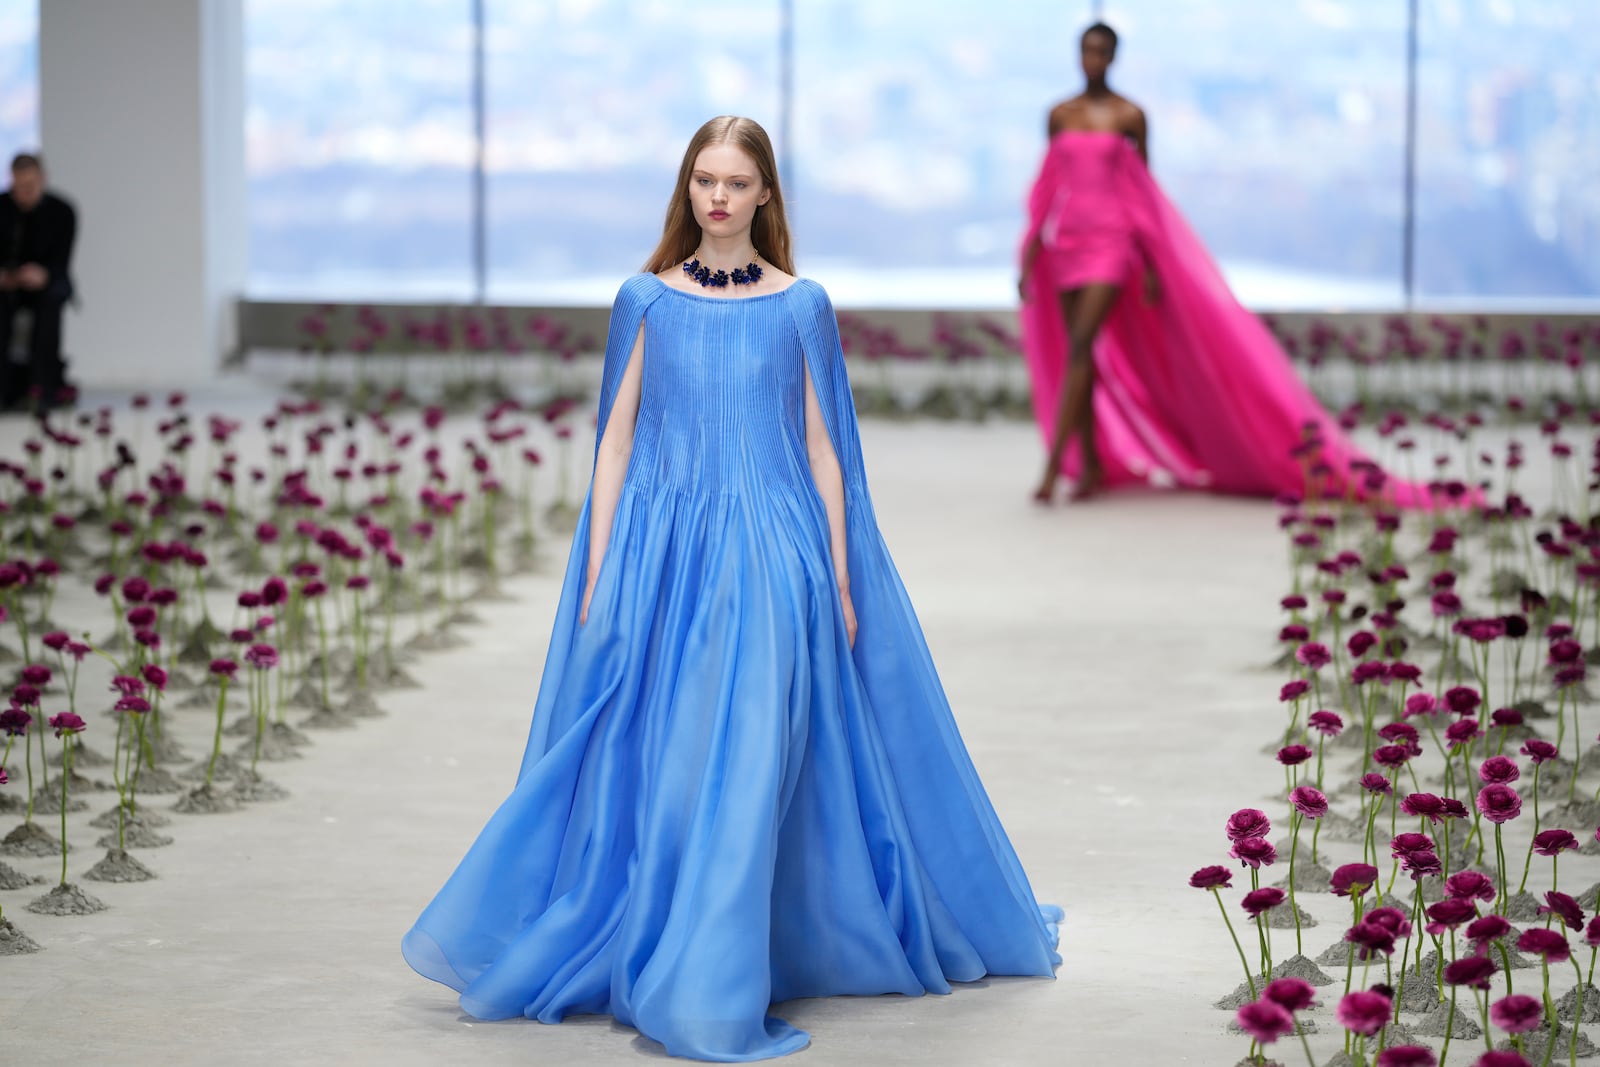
[1476,784,1523,823]
[1347,631,1378,658]
[1444,686,1482,715]
[1445,718,1482,749]
[1489,993,1545,1034]
[209,659,238,680]
[1226,809,1272,842]
[1337,989,1394,1036]
[19,663,50,686]
[1307,710,1344,736]
[1478,755,1520,784]
[1280,623,1311,643]
[1586,916,1600,949]
[1375,1047,1438,1067]
[10,683,40,707]
[1401,850,1443,879]
[1242,887,1286,918]
[1404,692,1440,718]
[1516,926,1571,962]
[1277,744,1314,767]
[1443,955,1498,989]
[1549,638,1583,665]
[244,643,279,671]
[1473,1052,1533,1067]
[1230,836,1277,869]
[1346,920,1398,960]
[1520,738,1559,764]
[1361,772,1394,794]
[0,708,31,735]
[1425,897,1479,934]
[1445,870,1496,903]
[140,664,168,692]
[1289,786,1328,819]
[1295,642,1332,670]
[1373,744,1413,767]
[49,711,86,736]
[1262,976,1317,1014]
[1188,865,1232,890]
[1467,914,1514,947]
[1235,998,1296,1045]
[114,696,151,714]
[1331,863,1381,897]
[1366,906,1412,938]
[1280,679,1311,702]
[42,631,70,651]
[1533,829,1579,857]
[1400,792,1446,822]
[1538,891,1584,931]
[1351,661,1389,685]
[1555,665,1587,689]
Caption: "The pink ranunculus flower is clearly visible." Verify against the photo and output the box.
[1294,642,1331,670]
[1289,786,1328,819]
[1475,784,1523,823]
[49,711,86,736]
[1330,863,1379,897]
[1478,755,1520,784]
[1445,870,1496,902]
[1262,976,1316,1014]
[1488,993,1545,1034]
[1375,1047,1437,1067]
[1188,866,1231,890]
[1225,809,1271,842]
[1235,998,1296,1044]
[1241,887,1286,918]
[1307,710,1344,736]
[1336,989,1394,1036]
[1229,836,1277,869]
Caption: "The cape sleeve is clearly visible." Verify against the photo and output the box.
[786,278,870,500]
[592,273,663,456]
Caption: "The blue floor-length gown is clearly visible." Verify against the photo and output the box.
[402,273,1062,1061]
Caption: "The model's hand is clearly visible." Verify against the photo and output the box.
[580,571,598,625]
[0,270,13,290]
[17,264,47,290]
[839,586,857,648]
[1142,269,1162,306]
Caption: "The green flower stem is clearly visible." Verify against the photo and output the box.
[1496,823,1510,915]
[1295,1017,1315,1066]
[58,733,72,884]
[1440,982,1458,1066]
[1475,987,1493,1052]
[314,596,331,710]
[1539,957,1556,1067]
[1569,955,1585,1067]
[1519,765,1543,895]
[1212,888,1257,1001]
[1287,811,1303,955]
[205,678,230,786]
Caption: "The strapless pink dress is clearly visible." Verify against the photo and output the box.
[1019,130,1470,509]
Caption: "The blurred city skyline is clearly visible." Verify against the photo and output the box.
[1,0,1595,309]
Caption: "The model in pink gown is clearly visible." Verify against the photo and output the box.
[1019,129,1458,509]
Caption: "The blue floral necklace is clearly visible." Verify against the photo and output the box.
[683,250,764,289]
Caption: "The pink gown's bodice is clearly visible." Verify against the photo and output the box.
[1019,130,1470,509]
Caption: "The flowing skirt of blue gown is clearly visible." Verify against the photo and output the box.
[402,276,1061,1062]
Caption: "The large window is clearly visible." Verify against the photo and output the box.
[0,0,38,158]
[245,0,475,299]
[1416,0,1600,304]
[483,0,781,303]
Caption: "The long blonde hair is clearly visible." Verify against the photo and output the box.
[642,116,795,276]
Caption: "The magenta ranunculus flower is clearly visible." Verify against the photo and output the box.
[244,643,280,671]
[1478,755,1520,784]
[1401,850,1442,879]
[10,683,40,707]
[1444,685,1482,715]
[1188,865,1232,890]
[0,765,7,785]
[1373,744,1412,768]
[1277,744,1314,767]
[1280,679,1311,702]
[1443,955,1498,989]
[209,658,239,679]
[1549,638,1583,665]
[1361,772,1393,795]
[1476,784,1523,823]
[1445,718,1481,749]
[1586,916,1600,949]
[1230,836,1277,869]
[1351,661,1388,685]
[1425,897,1479,934]
[1473,1052,1534,1067]
[1520,738,1558,764]
[1532,829,1579,857]
[1555,665,1588,689]
[1289,786,1328,819]
[1337,989,1394,1036]
[1466,914,1513,948]
[1331,863,1380,897]
[1391,831,1437,858]
[1367,906,1413,938]
[1226,808,1272,842]
[1262,976,1317,1014]
[42,631,69,651]
[141,664,168,692]
[1241,887,1286,918]
[1295,642,1332,670]
[1536,891,1584,932]
[0,708,30,735]
[1388,661,1423,685]
[1347,630,1378,658]
[1307,710,1344,736]
[48,711,86,736]
[1403,692,1440,718]
[1489,993,1546,1034]
[1445,870,1496,902]
[1375,1047,1438,1067]
[1235,998,1296,1044]
[1400,792,1446,823]
[1280,623,1311,643]
[1516,926,1571,962]
[20,663,51,686]
[1346,921,1397,960]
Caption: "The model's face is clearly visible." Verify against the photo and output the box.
[10,167,43,211]
[1080,31,1115,81]
[688,143,770,245]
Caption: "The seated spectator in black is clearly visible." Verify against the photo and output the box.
[1,152,77,412]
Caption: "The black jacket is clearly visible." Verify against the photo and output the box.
[0,190,77,292]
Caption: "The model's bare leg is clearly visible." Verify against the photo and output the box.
[1034,282,1120,503]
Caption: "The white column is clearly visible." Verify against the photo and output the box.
[38,0,246,388]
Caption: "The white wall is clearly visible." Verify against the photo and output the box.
[38,0,245,388]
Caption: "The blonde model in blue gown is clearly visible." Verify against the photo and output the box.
[401,271,1061,1061]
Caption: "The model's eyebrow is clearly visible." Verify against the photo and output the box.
[692,170,754,180]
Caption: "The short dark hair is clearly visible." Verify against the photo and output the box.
[1083,21,1119,50]
[10,152,42,173]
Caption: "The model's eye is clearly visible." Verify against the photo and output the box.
[733,182,747,190]
[696,178,711,186]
